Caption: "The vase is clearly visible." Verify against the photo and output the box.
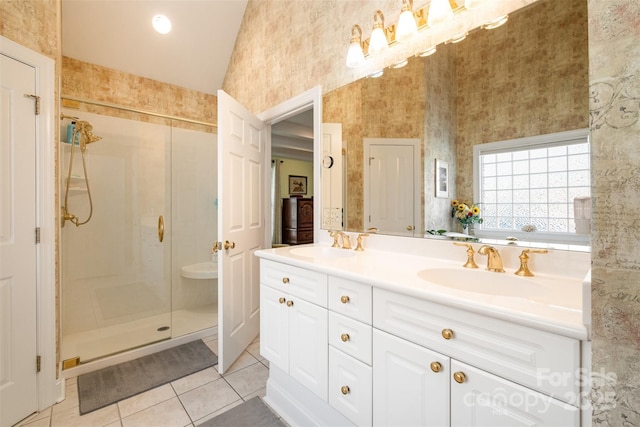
[462,226,469,235]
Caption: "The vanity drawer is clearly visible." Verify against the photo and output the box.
[373,288,580,401]
[328,276,372,324]
[329,346,372,427]
[260,259,327,306]
[329,311,372,365]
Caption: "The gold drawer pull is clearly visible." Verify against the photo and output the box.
[286,300,294,307]
[340,295,350,304]
[282,277,290,284]
[278,297,286,304]
[441,329,454,340]
[430,362,442,373]
[340,333,350,342]
[341,385,350,395]
[453,371,466,384]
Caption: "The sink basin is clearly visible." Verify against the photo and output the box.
[289,246,355,259]
[181,261,218,279]
[417,268,550,300]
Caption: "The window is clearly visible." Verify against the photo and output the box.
[473,129,590,243]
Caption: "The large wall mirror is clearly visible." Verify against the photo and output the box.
[321,0,589,248]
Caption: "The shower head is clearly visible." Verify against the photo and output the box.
[75,120,102,146]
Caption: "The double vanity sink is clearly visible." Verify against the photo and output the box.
[270,242,587,338]
[257,240,591,426]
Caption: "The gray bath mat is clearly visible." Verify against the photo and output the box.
[200,397,285,427]
[78,340,217,415]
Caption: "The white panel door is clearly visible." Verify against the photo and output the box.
[364,138,420,237]
[373,329,450,427]
[0,53,38,426]
[217,90,266,373]
[450,360,580,426]
[259,285,289,372]
[289,296,328,400]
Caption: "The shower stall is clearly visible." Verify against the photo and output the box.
[60,108,218,366]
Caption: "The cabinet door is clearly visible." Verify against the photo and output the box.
[450,360,580,427]
[373,330,450,427]
[289,297,328,400]
[260,285,289,372]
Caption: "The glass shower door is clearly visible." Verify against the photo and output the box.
[61,110,172,364]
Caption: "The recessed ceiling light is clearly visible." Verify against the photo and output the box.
[152,14,172,34]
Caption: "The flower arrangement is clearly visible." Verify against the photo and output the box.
[451,200,483,229]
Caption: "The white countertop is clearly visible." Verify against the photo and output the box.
[255,243,591,341]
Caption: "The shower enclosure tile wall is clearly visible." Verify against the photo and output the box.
[60,110,217,365]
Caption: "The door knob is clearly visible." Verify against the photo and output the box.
[406,225,414,231]
[224,240,235,250]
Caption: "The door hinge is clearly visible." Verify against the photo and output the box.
[35,227,41,244]
[36,355,41,373]
[24,94,41,115]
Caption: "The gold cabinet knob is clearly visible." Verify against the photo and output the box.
[441,329,454,340]
[406,225,414,231]
[282,277,290,284]
[340,295,350,304]
[224,240,236,250]
[278,297,286,304]
[453,371,466,384]
[341,333,350,342]
[286,300,294,307]
[341,386,350,395]
[430,362,442,373]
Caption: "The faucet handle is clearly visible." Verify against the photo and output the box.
[355,233,370,252]
[515,249,548,277]
[453,242,479,269]
[328,230,341,247]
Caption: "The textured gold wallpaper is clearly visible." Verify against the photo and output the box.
[61,57,217,130]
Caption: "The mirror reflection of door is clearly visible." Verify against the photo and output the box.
[364,138,421,237]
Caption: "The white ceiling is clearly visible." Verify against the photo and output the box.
[62,0,313,161]
[61,0,248,95]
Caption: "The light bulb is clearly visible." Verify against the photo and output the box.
[346,25,365,68]
[369,10,389,56]
[152,14,172,34]
[396,3,418,43]
[427,0,454,27]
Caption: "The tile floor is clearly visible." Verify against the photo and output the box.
[16,336,284,427]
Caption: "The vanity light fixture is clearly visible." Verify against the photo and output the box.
[346,25,366,68]
[152,14,172,34]
[427,0,454,27]
[369,10,389,56]
[418,46,437,57]
[396,0,419,43]
[482,15,509,30]
[391,59,409,68]
[446,31,468,43]
[369,70,385,78]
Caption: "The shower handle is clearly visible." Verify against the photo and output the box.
[158,215,164,243]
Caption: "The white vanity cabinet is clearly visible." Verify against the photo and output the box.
[327,277,373,426]
[260,260,328,400]
[373,288,581,426]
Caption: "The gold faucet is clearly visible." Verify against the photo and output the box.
[328,230,352,249]
[453,242,478,269]
[477,245,505,272]
[355,233,370,251]
[515,249,548,276]
[337,232,352,249]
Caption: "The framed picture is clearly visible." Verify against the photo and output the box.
[435,159,449,198]
[289,175,307,195]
